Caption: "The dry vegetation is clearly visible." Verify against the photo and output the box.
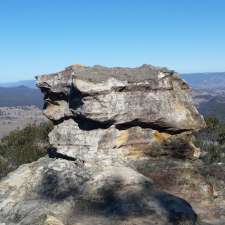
[0,122,53,178]
[194,116,225,163]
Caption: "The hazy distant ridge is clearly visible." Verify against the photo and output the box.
[0,80,36,89]
[0,86,43,108]
[181,72,225,89]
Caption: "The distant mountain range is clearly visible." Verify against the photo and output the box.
[181,72,225,89]
[0,86,43,108]
[0,80,36,89]
[181,72,225,120]
[1,72,225,120]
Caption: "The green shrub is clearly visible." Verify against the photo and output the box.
[194,116,225,163]
[0,122,53,179]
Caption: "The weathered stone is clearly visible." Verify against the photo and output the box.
[0,64,211,225]
[43,100,72,121]
[37,64,205,132]
[0,158,199,225]
[49,118,200,163]
[36,64,205,164]
[43,215,64,225]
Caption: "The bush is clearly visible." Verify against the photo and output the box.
[0,122,53,179]
[194,116,225,163]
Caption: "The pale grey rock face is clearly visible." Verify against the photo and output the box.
[37,64,205,163]
[37,64,205,132]
[0,157,198,225]
[49,118,200,165]
[0,64,208,225]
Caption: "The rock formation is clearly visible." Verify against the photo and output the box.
[0,64,215,225]
[38,64,205,164]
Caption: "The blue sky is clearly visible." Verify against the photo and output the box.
[0,0,225,82]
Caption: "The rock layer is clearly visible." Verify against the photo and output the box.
[0,64,209,225]
[37,64,205,133]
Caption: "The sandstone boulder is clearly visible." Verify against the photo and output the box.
[37,64,205,132]
[37,64,205,163]
[0,157,199,225]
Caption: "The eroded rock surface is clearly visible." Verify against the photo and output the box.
[37,64,204,132]
[0,64,214,225]
[0,157,200,225]
[37,64,205,164]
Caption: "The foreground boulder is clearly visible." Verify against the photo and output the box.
[0,64,208,225]
[0,158,199,225]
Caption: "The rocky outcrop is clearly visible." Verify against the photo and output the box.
[0,64,210,225]
[38,64,204,131]
[37,64,205,164]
